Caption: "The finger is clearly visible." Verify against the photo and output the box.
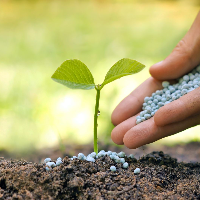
[154,87,200,126]
[150,11,200,80]
[111,77,163,126]
[111,115,137,145]
[123,113,200,149]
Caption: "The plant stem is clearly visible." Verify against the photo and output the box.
[94,86,101,154]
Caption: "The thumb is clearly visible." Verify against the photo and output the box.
[150,11,200,81]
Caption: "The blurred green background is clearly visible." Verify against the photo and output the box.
[0,0,200,155]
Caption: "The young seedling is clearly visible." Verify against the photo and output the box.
[51,58,145,154]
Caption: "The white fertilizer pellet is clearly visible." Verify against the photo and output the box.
[44,158,51,163]
[136,64,200,124]
[44,152,136,171]
[56,160,62,166]
[118,151,125,158]
[45,167,50,171]
[86,156,95,162]
[123,162,129,169]
[46,162,56,168]
[134,168,141,174]
[110,166,116,171]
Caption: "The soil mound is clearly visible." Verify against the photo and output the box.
[0,151,200,199]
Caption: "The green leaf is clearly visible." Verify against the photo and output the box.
[101,58,145,87]
[51,59,95,90]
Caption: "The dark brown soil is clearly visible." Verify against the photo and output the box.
[0,150,200,199]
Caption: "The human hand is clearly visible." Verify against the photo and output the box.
[111,11,200,149]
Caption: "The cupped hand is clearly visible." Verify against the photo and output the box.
[111,11,200,149]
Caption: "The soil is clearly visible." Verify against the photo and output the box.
[0,142,200,199]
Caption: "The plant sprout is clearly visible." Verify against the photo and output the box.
[51,58,145,154]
